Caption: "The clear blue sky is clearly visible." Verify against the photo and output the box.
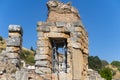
[0,0,120,62]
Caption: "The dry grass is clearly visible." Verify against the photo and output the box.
[0,39,6,53]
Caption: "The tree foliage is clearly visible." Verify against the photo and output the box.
[30,46,34,51]
[30,46,36,55]
[88,56,102,71]
[0,36,3,41]
[101,60,109,68]
[99,68,112,80]
[111,61,120,71]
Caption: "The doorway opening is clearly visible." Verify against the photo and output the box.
[50,38,67,73]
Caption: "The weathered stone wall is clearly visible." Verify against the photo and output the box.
[35,1,89,80]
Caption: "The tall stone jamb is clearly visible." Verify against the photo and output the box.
[6,25,23,66]
[35,23,52,80]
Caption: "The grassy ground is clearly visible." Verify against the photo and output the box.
[20,48,35,65]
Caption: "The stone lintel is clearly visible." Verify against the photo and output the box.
[38,37,49,41]
[44,32,69,38]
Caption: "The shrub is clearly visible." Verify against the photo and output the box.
[99,68,112,80]
[88,56,102,71]
[101,60,109,68]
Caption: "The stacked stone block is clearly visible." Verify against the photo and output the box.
[6,25,23,66]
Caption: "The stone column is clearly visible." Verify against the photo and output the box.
[6,25,23,66]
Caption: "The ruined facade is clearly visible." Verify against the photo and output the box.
[35,1,89,80]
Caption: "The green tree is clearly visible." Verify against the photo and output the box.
[30,46,34,51]
[88,56,102,71]
[99,68,112,80]
[111,61,120,71]
[30,46,36,56]
[101,60,109,68]
[0,36,3,41]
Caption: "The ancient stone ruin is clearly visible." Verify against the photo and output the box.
[35,1,88,80]
[0,0,105,80]
[0,25,23,80]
